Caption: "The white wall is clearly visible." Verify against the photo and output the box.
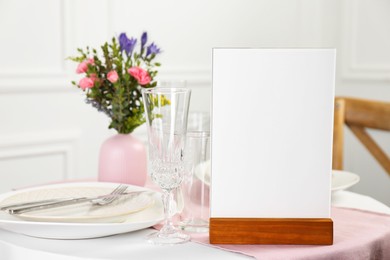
[0,0,389,205]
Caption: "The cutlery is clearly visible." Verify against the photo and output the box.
[0,198,63,210]
[3,186,146,215]
[92,184,128,205]
[7,191,148,215]
[1,184,127,212]
[7,184,128,214]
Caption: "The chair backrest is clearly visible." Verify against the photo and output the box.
[332,97,390,176]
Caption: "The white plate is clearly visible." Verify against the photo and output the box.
[0,182,163,239]
[331,170,360,192]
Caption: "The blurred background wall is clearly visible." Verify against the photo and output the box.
[0,0,389,205]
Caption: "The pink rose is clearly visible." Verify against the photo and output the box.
[79,77,94,90]
[128,67,151,85]
[76,61,88,74]
[75,58,95,74]
[107,70,119,83]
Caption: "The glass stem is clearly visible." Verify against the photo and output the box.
[161,189,175,234]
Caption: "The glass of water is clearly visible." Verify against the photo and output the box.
[142,87,191,245]
[179,131,210,232]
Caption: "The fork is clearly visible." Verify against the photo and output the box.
[3,184,128,210]
[93,185,128,205]
[7,184,129,215]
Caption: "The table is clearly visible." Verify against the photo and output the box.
[0,190,389,260]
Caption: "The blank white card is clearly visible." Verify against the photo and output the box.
[211,49,335,218]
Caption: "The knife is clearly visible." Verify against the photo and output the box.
[2,191,147,214]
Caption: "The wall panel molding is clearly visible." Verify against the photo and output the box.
[0,130,81,180]
[341,0,390,81]
[0,0,71,91]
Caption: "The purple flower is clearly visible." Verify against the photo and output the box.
[127,38,137,54]
[119,33,129,51]
[146,43,161,57]
[119,33,137,55]
[141,32,148,51]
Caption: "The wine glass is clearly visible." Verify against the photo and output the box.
[142,87,191,245]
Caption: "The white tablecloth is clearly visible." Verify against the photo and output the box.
[0,190,389,260]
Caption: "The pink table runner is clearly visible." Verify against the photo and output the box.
[189,207,390,260]
[15,180,390,259]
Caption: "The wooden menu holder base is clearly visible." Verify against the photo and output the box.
[209,218,333,245]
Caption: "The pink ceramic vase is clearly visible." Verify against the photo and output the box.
[98,134,147,186]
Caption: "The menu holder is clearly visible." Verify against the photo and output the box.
[210,48,335,245]
[210,218,333,245]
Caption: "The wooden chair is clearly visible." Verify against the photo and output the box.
[332,97,390,177]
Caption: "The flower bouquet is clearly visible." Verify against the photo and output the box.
[69,32,161,134]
